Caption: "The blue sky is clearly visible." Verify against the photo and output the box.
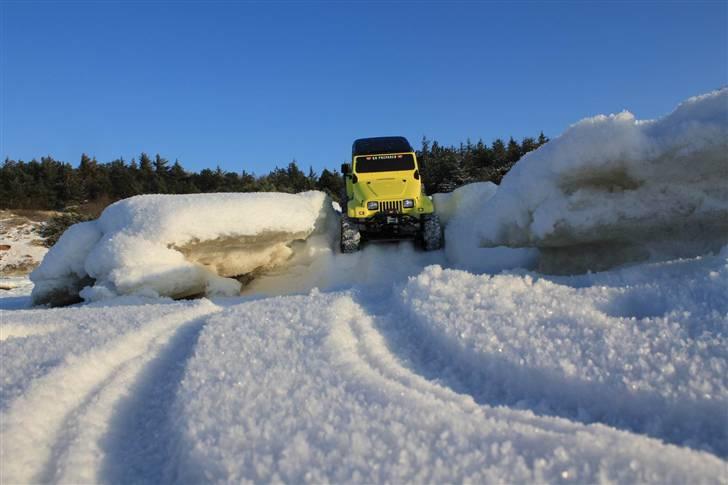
[1,1,726,174]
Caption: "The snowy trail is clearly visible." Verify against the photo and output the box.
[395,264,728,457]
[0,300,221,484]
[1,250,726,483]
[99,316,209,484]
[0,302,210,410]
[363,286,726,457]
[165,292,725,483]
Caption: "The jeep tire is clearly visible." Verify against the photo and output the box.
[340,215,361,253]
[421,214,443,251]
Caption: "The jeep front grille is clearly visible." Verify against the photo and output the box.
[379,200,403,213]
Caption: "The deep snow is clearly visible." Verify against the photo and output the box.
[2,89,728,483]
[478,88,728,273]
[2,249,727,483]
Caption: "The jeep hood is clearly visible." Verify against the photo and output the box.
[360,178,409,198]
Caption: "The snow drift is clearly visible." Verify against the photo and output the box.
[478,88,728,273]
[30,192,333,306]
[433,183,538,273]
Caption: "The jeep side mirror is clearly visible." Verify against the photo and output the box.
[341,163,351,175]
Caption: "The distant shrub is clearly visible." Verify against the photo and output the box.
[40,212,94,247]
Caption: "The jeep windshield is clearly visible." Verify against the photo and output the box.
[352,136,413,156]
[355,153,416,173]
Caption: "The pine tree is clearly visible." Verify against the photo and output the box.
[138,153,155,193]
[307,166,318,191]
[521,136,538,155]
[153,154,170,193]
[316,168,344,201]
[491,139,507,167]
[537,131,549,146]
[78,153,107,200]
[169,160,197,193]
[108,158,139,199]
[239,170,258,192]
[506,137,522,165]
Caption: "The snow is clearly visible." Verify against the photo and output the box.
[2,89,727,482]
[434,182,539,273]
[3,249,726,483]
[477,87,728,272]
[0,299,221,483]
[400,250,728,457]
[30,191,332,305]
[170,287,725,483]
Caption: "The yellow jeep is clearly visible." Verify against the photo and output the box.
[340,136,443,253]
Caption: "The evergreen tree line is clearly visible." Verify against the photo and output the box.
[418,132,549,193]
[1,133,547,212]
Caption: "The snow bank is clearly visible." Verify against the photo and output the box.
[30,192,333,305]
[478,88,728,273]
[433,183,538,273]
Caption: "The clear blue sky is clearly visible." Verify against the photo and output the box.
[1,1,726,174]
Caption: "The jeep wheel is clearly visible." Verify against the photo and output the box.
[421,214,443,251]
[340,215,361,253]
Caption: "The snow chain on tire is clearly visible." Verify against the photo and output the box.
[421,214,443,251]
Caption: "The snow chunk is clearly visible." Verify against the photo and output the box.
[433,181,498,226]
[30,192,332,305]
[434,183,538,273]
[477,88,728,272]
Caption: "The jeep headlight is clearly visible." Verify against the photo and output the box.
[403,199,415,208]
[367,201,379,210]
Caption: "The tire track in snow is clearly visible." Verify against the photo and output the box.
[327,296,481,412]
[98,316,208,484]
[0,322,62,341]
[0,300,221,484]
[353,289,727,458]
[330,293,623,438]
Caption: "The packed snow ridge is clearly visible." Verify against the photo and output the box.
[476,88,728,272]
[30,192,334,305]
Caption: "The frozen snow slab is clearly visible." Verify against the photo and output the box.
[433,182,539,273]
[169,291,724,483]
[478,88,728,272]
[29,192,333,306]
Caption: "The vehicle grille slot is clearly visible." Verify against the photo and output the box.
[380,200,402,213]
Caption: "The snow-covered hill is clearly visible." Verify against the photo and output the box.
[0,210,49,278]
[1,89,726,483]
